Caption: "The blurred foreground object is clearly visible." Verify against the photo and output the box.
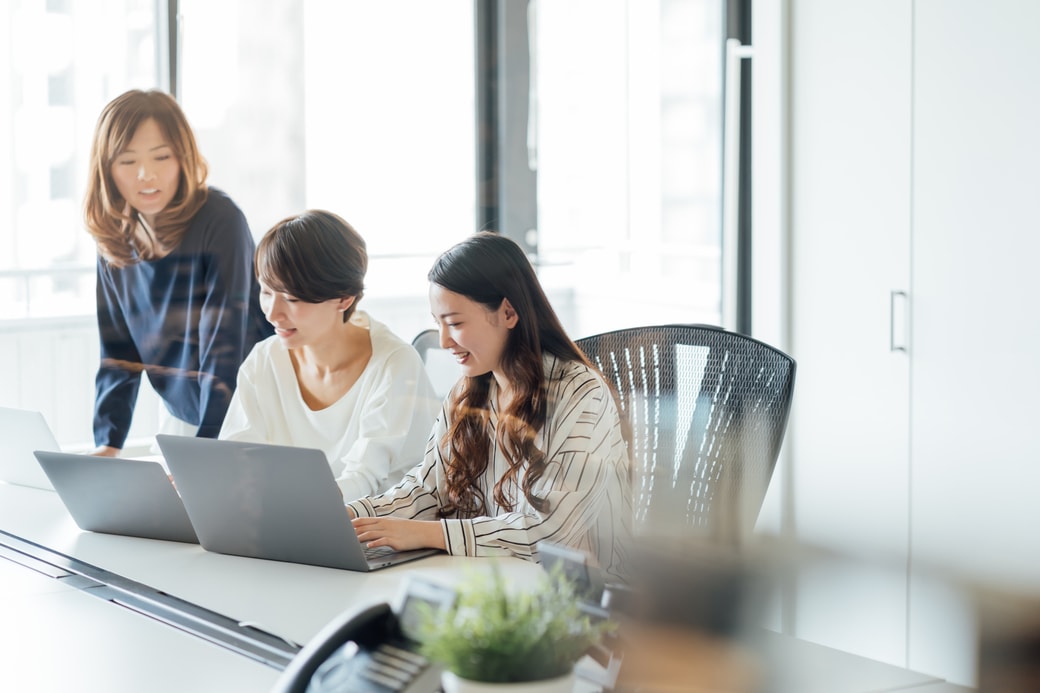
[976,587,1040,692]
[609,538,768,693]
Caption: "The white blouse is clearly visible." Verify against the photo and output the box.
[219,312,441,501]
[347,354,633,581]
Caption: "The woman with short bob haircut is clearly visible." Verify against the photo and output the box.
[84,89,270,455]
[349,232,632,580]
[220,210,440,500]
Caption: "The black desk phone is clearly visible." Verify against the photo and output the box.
[273,577,456,693]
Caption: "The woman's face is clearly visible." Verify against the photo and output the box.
[429,283,516,387]
[110,117,181,227]
[259,281,352,348]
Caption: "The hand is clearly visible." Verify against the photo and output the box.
[351,516,446,552]
[90,446,120,457]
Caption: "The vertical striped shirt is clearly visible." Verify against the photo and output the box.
[347,354,632,580]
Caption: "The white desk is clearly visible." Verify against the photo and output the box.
[0,482,959,692]
[0,557,280,692]
[0,483,545,646]
[0,482,550,693]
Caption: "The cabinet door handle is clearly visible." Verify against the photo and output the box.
[890,290,909,353]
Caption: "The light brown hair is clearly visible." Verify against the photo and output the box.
[83,89,208,267]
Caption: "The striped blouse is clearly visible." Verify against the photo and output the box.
[347,354,632,581]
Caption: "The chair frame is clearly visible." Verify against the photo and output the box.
[575,323,796,544]
[410,328,440,361]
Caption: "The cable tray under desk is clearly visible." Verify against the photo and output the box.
[0,529,301,669]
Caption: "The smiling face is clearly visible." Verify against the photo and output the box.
[109,117,181,227]
[429,283,517,388]
[259,281,354,348]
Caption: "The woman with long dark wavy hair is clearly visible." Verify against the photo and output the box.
[348,232,631,579]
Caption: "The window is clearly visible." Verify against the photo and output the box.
[0,0,160,320]
[541,0,725,334]
[2,1,741,446]
[482,0,730,337]
[179,0,476,343]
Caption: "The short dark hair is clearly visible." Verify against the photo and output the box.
[256,210,367,321]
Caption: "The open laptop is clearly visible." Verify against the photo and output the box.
[0,406,61,490]
[33,451,199,544]
[155,435,438,571]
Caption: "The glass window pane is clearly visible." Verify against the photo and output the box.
[179,0,476,343]
[533,0,724,336]
[179,0,307,239]
[0,0,160,320]
[1,0,160,446]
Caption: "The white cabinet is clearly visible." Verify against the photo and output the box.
[910,0,1040,592]
[788,0,913,668]
[909,0,1040,681]
[789,0,1040,686]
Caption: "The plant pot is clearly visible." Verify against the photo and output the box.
[440,669,576,693]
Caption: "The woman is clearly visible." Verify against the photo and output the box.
[219,210,441,500]
[84,89,271,455]
[349,232,632,580]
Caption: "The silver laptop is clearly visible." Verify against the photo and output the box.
[0,407,61,490]
[33,451,199,544]
[155,435,438,571]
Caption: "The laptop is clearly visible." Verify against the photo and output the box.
[33,451,199,544]
[155,435,438,571]
[0,406,61,490]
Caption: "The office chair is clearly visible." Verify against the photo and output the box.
[575,324,796,544]
[411,328,459,400]
[410,328,441,363]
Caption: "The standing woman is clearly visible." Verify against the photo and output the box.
[349,232,632,580]
[84,89,272,456]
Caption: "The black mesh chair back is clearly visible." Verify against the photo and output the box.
[411,328,458,400]
[410,328,440,363]
[576,324,796,544]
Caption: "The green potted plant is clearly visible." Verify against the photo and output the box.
[417,563,614,693]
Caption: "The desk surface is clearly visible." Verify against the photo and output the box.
[0,482,541,646]
[0,481,956,693]
[0,558,280,692]
[0,482,557,693]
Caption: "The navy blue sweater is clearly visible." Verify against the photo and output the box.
[93,188,272,449]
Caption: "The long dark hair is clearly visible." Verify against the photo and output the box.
[429,232,590,516]
[255,210,367,322]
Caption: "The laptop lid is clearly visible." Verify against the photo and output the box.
[33,451,199,544]
[0,407,60,490]
[155,435,437,571]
